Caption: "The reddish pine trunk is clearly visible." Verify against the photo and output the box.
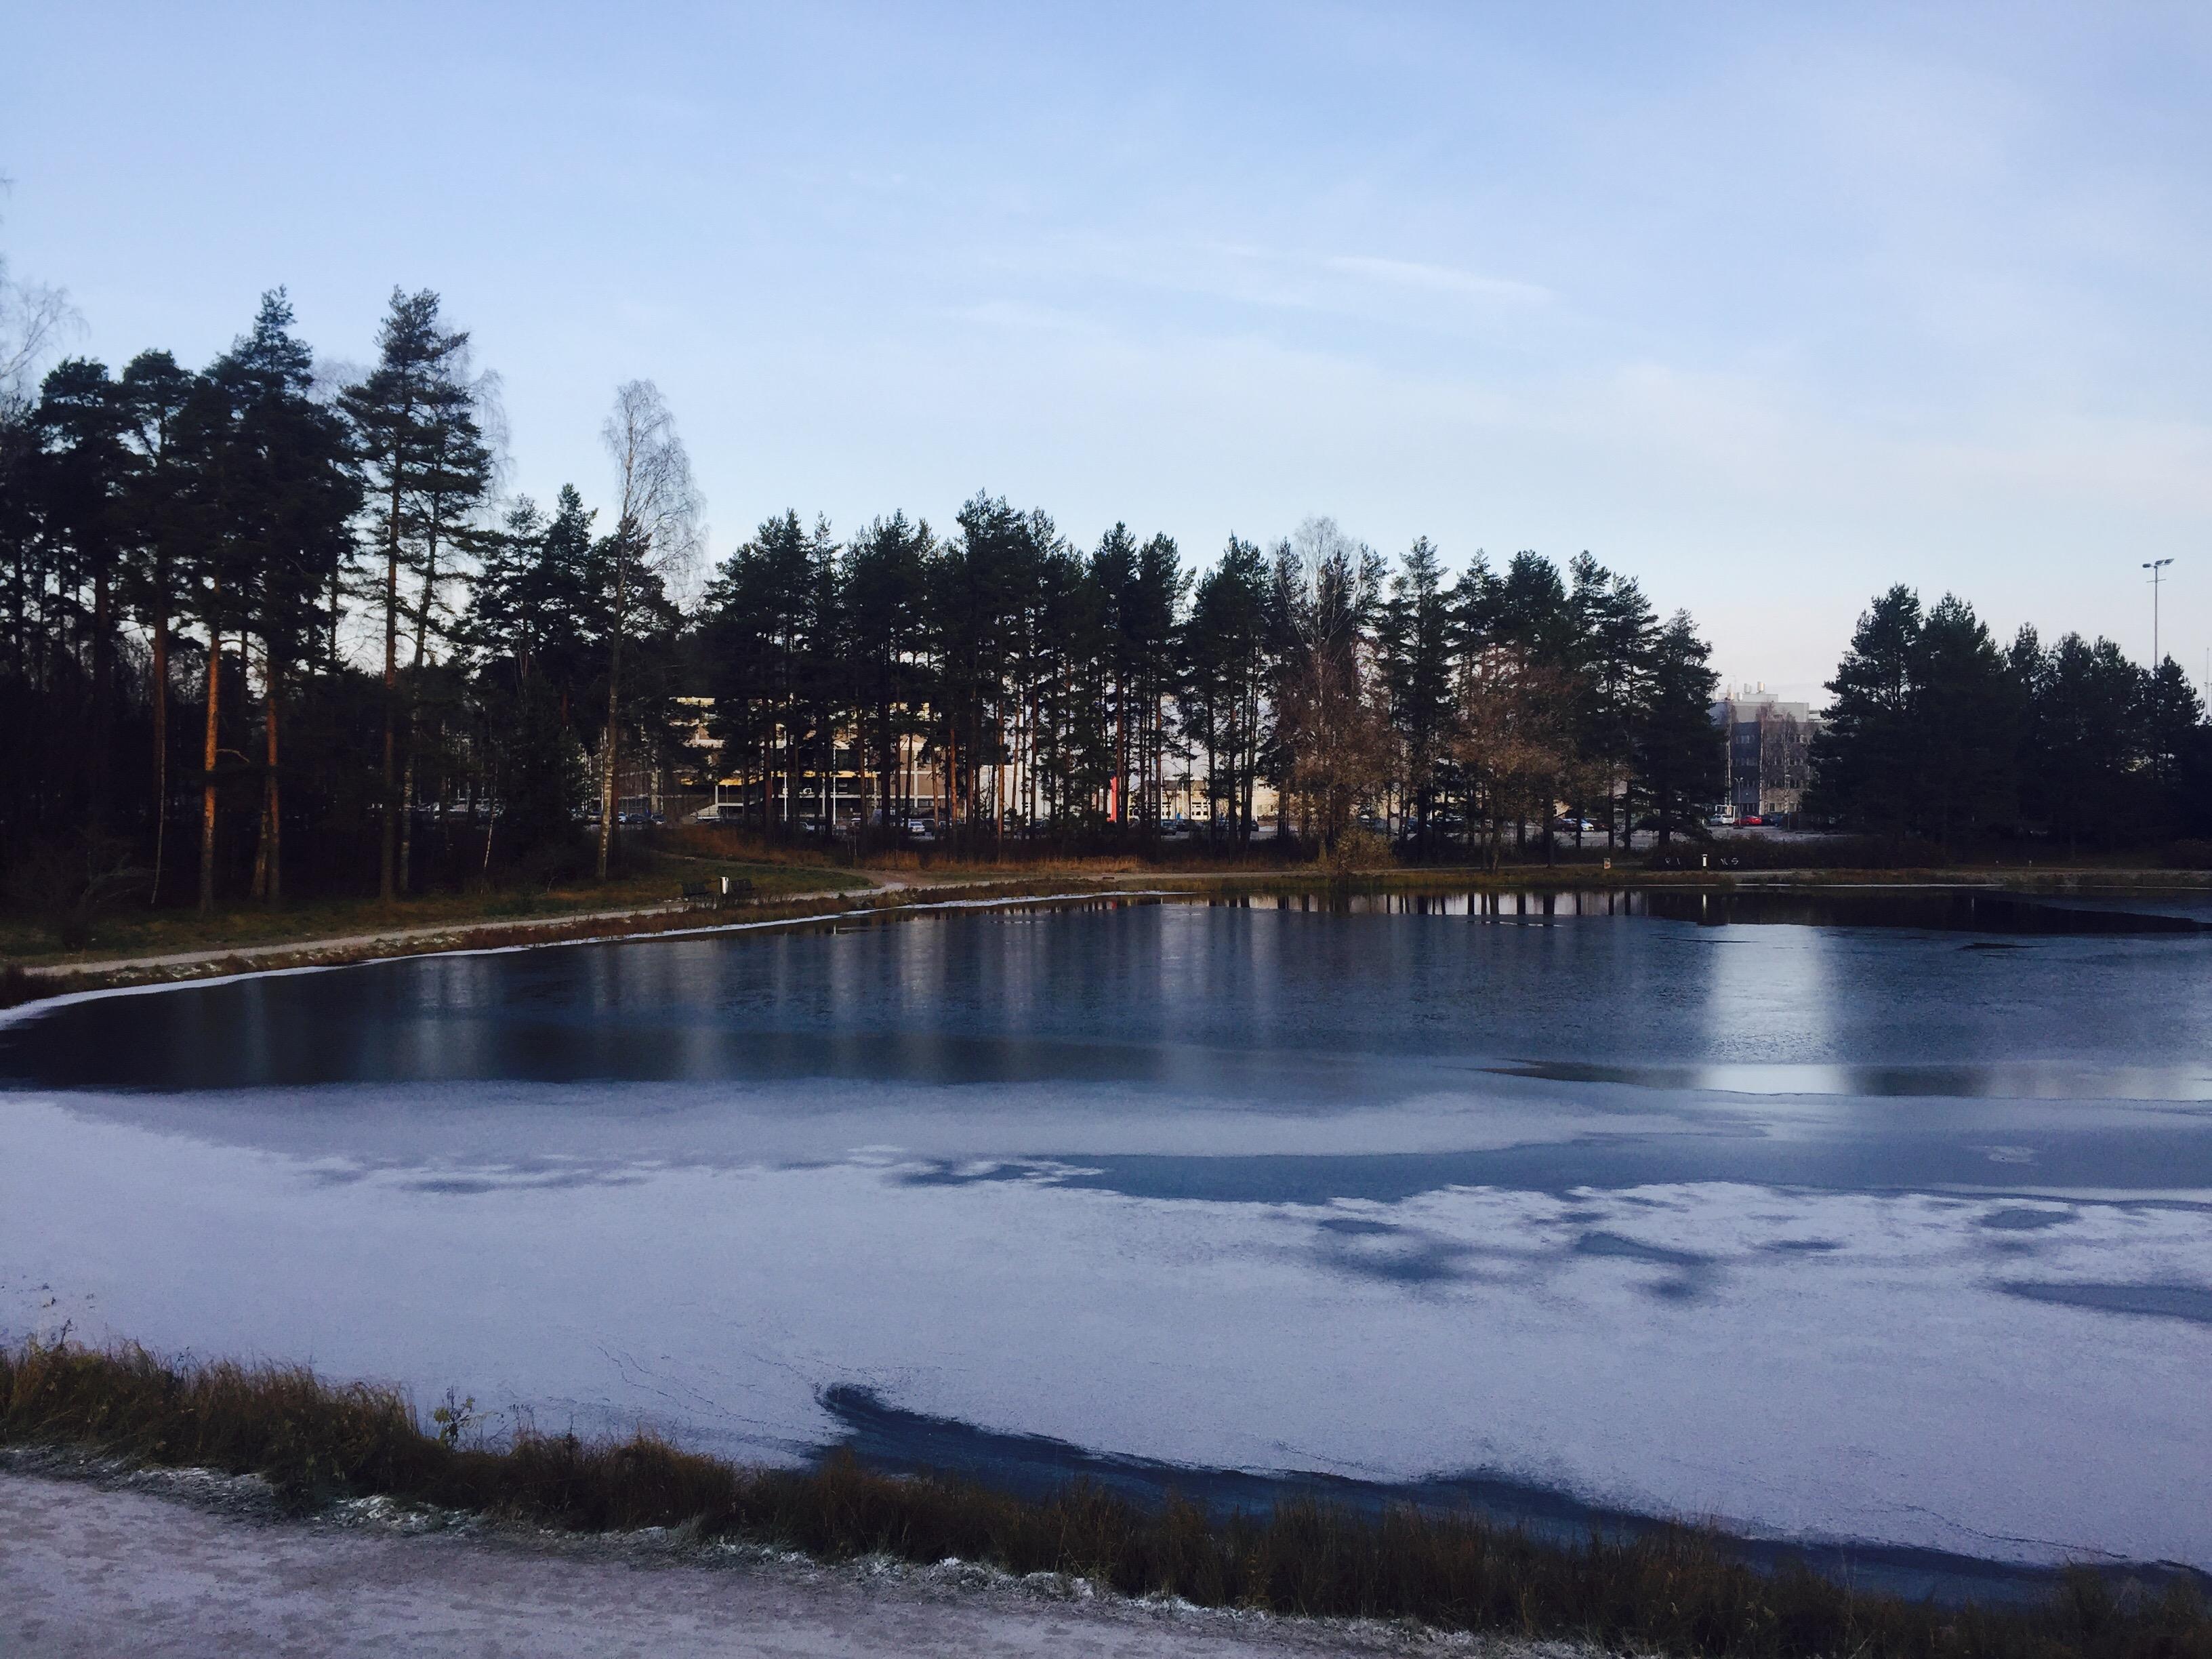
[251,651,282,906]
[150,603,169,904]
[198,629,222,916]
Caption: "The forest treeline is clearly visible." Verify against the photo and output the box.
[1809,587,2211,853]
[1,285,1731,916]
[701,504,1725,865]
[3,274,2208,925]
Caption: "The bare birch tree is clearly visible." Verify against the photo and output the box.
[596,379,701,878]
[1272,518,1389,852]
[1453,646,1580,871]
[0,180,77,414]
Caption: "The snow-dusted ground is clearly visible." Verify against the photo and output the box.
[5,1463,1478,1658]
[5,898,2210,1571]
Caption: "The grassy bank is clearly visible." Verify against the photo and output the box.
[8,859,2210,1008]
[12,824,2212,972]
[0,851,869,968]
[3,1340,2205,1659]
[0,878,1181,1008]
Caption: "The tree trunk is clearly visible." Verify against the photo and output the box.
[482,766,498,874]
[267,657,282,905]
[380,469,403,904]
[251,649,282,906]
[596,552,627,880]
[150,600,169,905]
[399,746,417,895]
[1114,672,1128,825]
[198,630,222,916]
[399,520,442,895]
[90,572,112,830]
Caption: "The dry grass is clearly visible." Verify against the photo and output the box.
[4,1338,2206,1659]
[0,880,1160,1007]
[0,853,867,967]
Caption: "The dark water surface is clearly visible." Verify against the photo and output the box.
[5,888,2210,1586]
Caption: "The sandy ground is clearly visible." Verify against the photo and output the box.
[1,1466,1513,1659]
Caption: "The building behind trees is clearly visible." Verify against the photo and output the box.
[1712,690,1819,821]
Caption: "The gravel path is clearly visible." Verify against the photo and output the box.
[1,1468,1514,1658]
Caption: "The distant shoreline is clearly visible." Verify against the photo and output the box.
[7,864,2210,1012]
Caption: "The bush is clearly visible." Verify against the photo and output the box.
[515,838,590,892]
[3,835,150,949]
[1322,827,1397,880]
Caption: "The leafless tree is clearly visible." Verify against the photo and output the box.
[1452,645,1581,870]
[1271,517,1390,852]
[596,379,702,878]
[0,295,73,419]
[1277,642,1392,851]
[0,181,77,417]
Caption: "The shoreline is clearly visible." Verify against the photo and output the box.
[8,864,2209,1012]
[3,1338,2207,1658]
[0,1454,1472,1659]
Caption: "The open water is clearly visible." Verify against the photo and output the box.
[5,888,2210,1592]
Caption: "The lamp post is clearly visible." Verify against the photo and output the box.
[2143,558,2174,668]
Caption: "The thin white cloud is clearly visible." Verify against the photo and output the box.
[1323,254,1551,308]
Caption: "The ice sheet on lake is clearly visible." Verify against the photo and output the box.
[5,1083,2209,1569]
[5,903,2211,1572]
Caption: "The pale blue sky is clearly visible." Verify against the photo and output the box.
[7,1,2209,695]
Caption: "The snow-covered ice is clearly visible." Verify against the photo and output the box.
[4,897,2209,1568]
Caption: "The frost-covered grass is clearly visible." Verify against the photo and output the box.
[3,1338,2205,1659]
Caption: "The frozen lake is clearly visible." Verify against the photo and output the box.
[5,890,2211,1586]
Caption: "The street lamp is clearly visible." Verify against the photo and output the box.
[2143,558,2175,668]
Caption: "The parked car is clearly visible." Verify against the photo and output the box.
[1738,814,1765,827]
[1706,813,1737,827]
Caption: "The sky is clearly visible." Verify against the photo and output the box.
[5,1,2210,701]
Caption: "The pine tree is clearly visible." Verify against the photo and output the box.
[1914,594,2021,849]
[188,291,358,906]
[1380,536,1456,855]
[117,350,197,899]
[1806,586,1922,838]
[341,289,477,903]
[28,357,128,830]
[1573,556,1656,847]
[1633,611,1722,844]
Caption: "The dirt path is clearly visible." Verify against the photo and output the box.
[0,1469,1479,1658]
